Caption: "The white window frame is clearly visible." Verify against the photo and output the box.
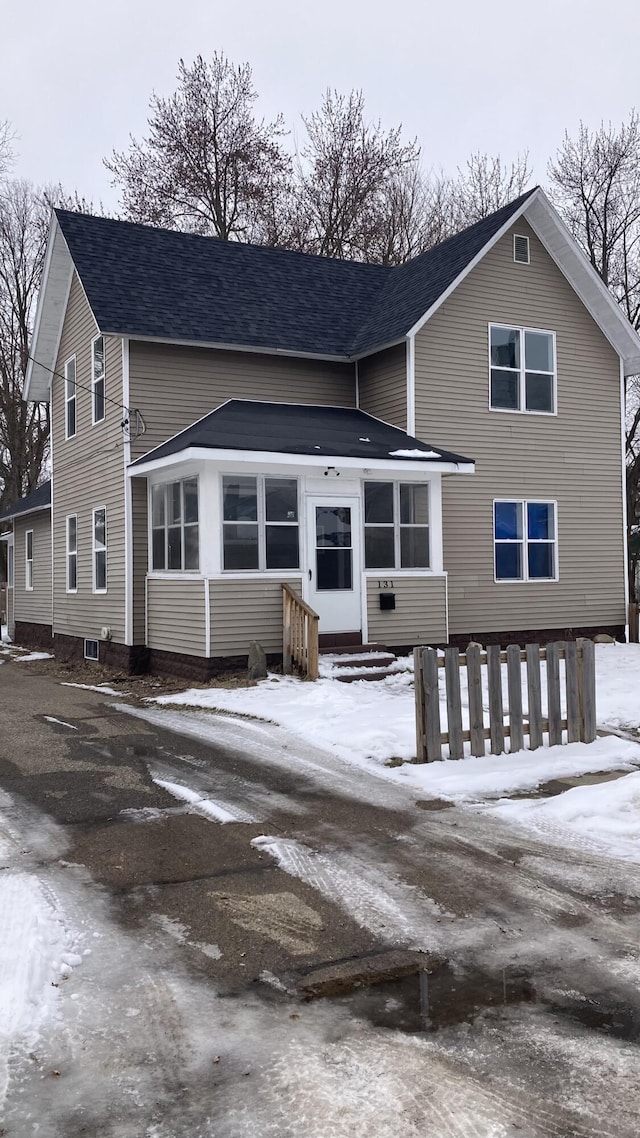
[91,335,106,425]
[84,638,99,661]
[92,506,107,593]
[25,529,33,591]
[150,477,200,573]
[65,356,77,439]
[363,481,431,571]
[221,475,300,574]
[488,323,557,416]
[493,498,559,584]
[66,514,78,593]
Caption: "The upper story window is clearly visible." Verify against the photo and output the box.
[494,500,557,581]
[151,478,199,571]
[222,476,299,571]
[65,357,77,438]
[92,336,106,424]
[25,530,33,590]
[489,325,555,415]
[364,482,430,569]
[93,507,107,592]
[66,515,78,592]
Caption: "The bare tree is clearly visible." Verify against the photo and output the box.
[0,179,50,509]
[445,152,532,229]
[291,89,422,262]
[549,114,640,599]
[0,120,15,181]
[105,54,291,241]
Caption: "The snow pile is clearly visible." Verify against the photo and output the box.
[61,682,126,696]
[389,448,441,458]
[13,650,54,662]
[489,770,640,862]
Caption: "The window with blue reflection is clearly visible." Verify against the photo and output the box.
[494,501,522,540]
[527,502,553,540]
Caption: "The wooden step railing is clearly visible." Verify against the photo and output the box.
[282,584,319,680]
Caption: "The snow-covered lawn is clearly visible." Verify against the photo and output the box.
[151,643,640,863]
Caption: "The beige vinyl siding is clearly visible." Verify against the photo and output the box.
[147,577,206,656]
[210,577,301,656]
[357,344,407,429]
[14,512,52,625]
[51,273,127,642]
[131,477,148,644]
[366,576,447,645]
[129,342,356,458]
[414,219,625,636]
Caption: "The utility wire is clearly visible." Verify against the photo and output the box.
[27,355,132,416]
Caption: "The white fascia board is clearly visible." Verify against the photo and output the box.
[406,193,537,339]
[524,192,640,376]
[0,503,51,523]
[128,447,475,478]
[24,216,76,403]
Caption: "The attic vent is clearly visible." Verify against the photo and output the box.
[513,234,530,264]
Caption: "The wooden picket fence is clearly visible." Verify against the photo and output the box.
[414,640,597,763]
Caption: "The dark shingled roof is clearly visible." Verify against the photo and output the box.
[55,190,537,358]
[0,479,51,523]
[130,401,473,468]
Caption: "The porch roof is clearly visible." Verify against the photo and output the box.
[0,479,51,523]
[129,401,473,471]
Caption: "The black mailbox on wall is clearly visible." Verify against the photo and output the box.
[379,593,396,611]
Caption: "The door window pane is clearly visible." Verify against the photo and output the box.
[528,542,555,579]
[266,526,299,569]
[265,478,297,522]
[364,527,395,568]
[317,549,352,590]
[400,528,429,568]
[495,543,522,580]
[364,482,393,524]
[316,506,351,548]
[223,524,259,570]
[223,476,258,521]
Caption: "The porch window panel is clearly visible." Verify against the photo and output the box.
[184,524,199,571]
[223,523,259,570]
[223,476,258,522]
[183,478,198,524]
[317,549,352,591]
[151,484,165,529]
[364,482,393,524]
[265,478,298,522]
[152,528,166,571]
[400,527,429,568]
[167,526,182,570]
[168,482,182,526]
[266,525,299,570]
[364,527,395,569]
[400,483,428,526]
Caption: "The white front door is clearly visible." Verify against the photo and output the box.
[306,496,361,634]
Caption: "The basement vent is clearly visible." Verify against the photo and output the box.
[513,234,530,264]
[84,638,99,661]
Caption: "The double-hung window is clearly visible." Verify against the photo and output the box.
[364,482,430,569]
[92,336,106,424]
[93,507,107,592]
[490,325,555,414]
[65,357,77,438]
[25,530,33,590]
[151,478,199,571]
[494,500,557,581]
[222,476,299,571]
[66,515,78,592]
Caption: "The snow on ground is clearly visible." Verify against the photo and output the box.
[12,650,54,662]
[60,682,127,696]
[1,623,10,643]
[150,643,640,863]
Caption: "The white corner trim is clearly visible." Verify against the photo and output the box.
[122,338,133,645]
[621,358,630,613]
[204,578,211,657]
[406,336,415,435]
[354,358,359,409]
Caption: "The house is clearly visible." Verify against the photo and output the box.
[2,186,639,678]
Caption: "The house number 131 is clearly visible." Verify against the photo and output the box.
[378,580,394,588]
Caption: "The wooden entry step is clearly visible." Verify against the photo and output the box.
[318,643,400,683]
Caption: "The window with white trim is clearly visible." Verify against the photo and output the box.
[494,500,557,581]
[364,482,430,569]
[92,336,106,424]
[93,507,107,592]
[222,476,299,571]
[65,357,77,438]
[490,325,555,414]
[25,529,33,590]
[66,515,77,591]
[151,478,199,571]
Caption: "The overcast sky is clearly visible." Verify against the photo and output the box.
[2,0,640,209]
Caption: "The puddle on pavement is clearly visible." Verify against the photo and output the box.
[340,964,535,1033]
[506,769,632,801]
[549,993,640,1042]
